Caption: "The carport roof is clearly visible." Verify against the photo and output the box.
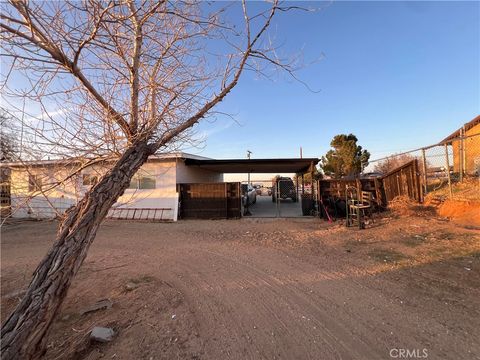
[184,158,319,174]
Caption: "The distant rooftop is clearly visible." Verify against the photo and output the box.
[441,115,480,143]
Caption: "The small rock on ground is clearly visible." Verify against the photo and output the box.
[125,282,139,291]
[90,327,115,343]
[80,299,113,315]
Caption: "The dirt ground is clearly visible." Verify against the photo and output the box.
[1,211,479,360]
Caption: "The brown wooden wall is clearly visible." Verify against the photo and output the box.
[318,159,422,207]
[381,159,422,203]
[318,178,385,207]
[178,182,241,219]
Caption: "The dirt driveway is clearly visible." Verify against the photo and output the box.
[1,214,479,360]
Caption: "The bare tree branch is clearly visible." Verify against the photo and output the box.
[0,1,310,358]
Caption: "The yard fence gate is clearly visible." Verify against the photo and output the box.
[178,182,241,219]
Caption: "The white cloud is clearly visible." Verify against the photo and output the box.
[24,108,69,123]
[196,120,236,140]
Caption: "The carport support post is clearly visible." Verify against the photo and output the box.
[296,175,299,200]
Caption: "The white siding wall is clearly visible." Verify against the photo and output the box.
[176,159,223,183]
[110,160,178,221]
[10,167,82,219]
[10,160,179,221]
[9,157,224,222]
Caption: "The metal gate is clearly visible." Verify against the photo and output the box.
[239,178,317,218]
[275,179,300,217]
[178,182,241,219]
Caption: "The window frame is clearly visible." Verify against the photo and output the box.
[138,175,156,189]
[127,177,138,190]
[126,173,157,190]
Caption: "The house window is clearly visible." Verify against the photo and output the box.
[128,178,138,189]
[82,174,98,186]
[139,176,156,189]
[28,174,42,192]
[126,175,156,190]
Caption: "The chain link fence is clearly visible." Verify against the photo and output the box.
[366,133,480,201]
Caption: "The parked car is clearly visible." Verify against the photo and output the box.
[260,187,272,196]
[272,177,297,202]
[241,183,257,206]
[360,172,383,179]
[253,184,262,195]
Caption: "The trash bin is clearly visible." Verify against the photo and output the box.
[301,194,314,216]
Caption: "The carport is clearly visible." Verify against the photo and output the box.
[184,157,319,218]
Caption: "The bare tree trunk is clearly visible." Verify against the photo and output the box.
[1,141,154,360]
[0,2,285,358]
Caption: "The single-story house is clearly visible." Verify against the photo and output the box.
[0,154,319,221]
[1,153,222,221]
[441,115,480,176]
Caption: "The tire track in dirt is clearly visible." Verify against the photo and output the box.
[195,247,382,359]
[157,246,383,359]
[149,239,477,360]
[3,220,479,359]
[222,242,479,359]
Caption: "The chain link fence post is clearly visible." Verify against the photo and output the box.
[444,143,453,199]
[459,128,464,182]
[421,148,428,196]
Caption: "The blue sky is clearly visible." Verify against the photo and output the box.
[189,1,480,162]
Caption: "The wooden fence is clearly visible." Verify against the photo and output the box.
[318,159,422,208]
[178,182,241,219]
[381,159,422,203]
[318,177,385,208]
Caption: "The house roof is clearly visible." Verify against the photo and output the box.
[0,153,318,174]
[184,158,319,174]
[0,152,212,168]
[441,115,480,143]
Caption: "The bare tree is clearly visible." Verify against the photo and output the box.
[0,109,19,161]
[374,153,418,174]
[0,1,300,358]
